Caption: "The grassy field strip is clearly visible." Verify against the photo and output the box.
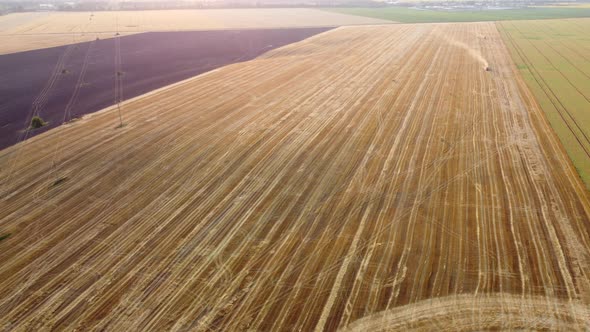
[498,18,590,187]
[538,3,590,8]
[0,9,391,55]
[0,23,589,330]
[325,7,590,23]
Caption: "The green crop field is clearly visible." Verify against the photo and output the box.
[325,7,590,23]
[498,19,590,187]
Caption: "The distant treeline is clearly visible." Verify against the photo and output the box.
[393,0,590,7]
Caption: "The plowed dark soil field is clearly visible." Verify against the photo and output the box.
[0,28,331,150]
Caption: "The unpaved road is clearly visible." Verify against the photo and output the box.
[0,23,589,331]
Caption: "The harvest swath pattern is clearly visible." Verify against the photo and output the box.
[0,9,390,55]
[1,23,590,330]
[498,18,590,188]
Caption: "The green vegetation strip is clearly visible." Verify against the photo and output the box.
[0,233,11,242]
[498,19,590,188]
[325,7,590,23]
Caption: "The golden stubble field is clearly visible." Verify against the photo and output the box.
[0,9,392,55]
[0,23,589,330]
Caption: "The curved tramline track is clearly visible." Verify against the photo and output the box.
[0,22,589,330]
[49,24,98,186]
[0,43,74,199]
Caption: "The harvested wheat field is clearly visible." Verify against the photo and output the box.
[1,22,590,330]
[0,9,391,55]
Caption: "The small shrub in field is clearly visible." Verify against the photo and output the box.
[30,116,47,129]
[52,176,68,187]
[0,233,10,242]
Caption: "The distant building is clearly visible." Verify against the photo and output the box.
[39,3,56,10]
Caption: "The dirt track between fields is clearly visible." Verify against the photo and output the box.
[0,22,589,330]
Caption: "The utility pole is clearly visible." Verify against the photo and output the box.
[115,15,123,128]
